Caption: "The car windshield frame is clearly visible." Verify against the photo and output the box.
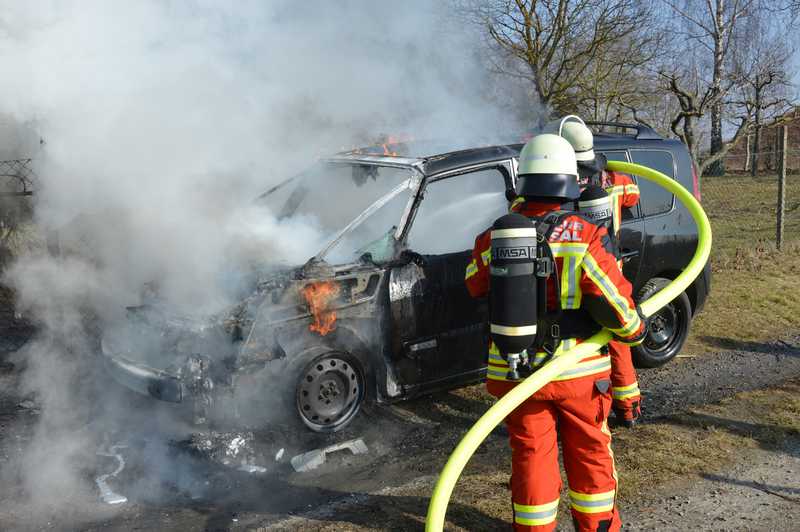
[259,156,424,264]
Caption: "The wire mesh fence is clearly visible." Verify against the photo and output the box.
[704,149,800,257]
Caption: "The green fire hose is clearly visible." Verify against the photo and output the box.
[425,161,712,531]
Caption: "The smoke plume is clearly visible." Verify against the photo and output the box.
[0,0,527,516]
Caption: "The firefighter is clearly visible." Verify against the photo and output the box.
[551,116,643,428]
[465,134,645,531]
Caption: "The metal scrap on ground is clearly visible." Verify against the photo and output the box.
[95,444,128,505]
[291,438,369,472]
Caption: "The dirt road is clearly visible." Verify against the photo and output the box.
[0,326,798,531]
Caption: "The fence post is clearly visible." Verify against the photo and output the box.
[776,125,787,250]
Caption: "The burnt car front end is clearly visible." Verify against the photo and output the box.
[100,155,424,431]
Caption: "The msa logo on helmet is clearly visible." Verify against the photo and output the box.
[493,246,535,259]
[582,207,613,221]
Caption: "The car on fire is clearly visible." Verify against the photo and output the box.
[101,122,711,433]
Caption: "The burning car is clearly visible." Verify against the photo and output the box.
[102,123,711,433]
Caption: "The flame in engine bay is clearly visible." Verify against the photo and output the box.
[302,281,341,336]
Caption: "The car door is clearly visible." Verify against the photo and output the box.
[628,149,688,290]
[600,149,646,287]
[388,164,512,385]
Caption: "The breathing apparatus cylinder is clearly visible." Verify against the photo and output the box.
[489,213,538,380]
[577,185,612,227]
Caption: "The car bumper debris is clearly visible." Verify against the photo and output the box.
[290,438,369,472]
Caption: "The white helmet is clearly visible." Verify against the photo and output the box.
[516,134,580,200]
[544,115,595,162]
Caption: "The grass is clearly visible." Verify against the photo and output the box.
[684,173,800,354]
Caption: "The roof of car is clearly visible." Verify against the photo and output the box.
[327,128,684,177]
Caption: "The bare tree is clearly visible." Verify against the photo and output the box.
[662,0,753,175]
[728,15,795,175]
[471,0,658,117]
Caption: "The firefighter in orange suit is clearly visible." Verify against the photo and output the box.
[551,115,643,428]
[465,134,645,531]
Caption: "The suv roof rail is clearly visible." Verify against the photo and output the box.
[584,121,662,140]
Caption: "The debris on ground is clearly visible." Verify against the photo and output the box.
[95,444,128,505]
[16,399,38,411]
[291,438,369,473]
[187,430,270,473]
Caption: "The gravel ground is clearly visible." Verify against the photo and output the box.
[623,438,800,531]
[638,333,800,420]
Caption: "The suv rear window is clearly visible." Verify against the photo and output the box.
[630,150,675,217]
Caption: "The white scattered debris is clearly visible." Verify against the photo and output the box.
[190,431,258,468]
[96,444,128,505]
[228,436,248,457]
[275,448,285,461]
[238,463,268,474]
[290,438,369,473]
[17,399,38,411]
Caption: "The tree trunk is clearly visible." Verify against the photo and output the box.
[708,0,726,176]
[745,133,751,173]
[751,91,762,177]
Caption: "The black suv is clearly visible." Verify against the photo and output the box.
[101,122,711,432]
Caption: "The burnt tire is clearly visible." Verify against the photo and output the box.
[632,277,692,368]
[294,350,366,433]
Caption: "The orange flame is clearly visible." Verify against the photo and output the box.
[302,281,341,336]
[382,143,398,156]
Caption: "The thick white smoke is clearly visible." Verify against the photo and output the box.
[0,0,529,517]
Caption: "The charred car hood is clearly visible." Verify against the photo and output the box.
[101,259,385,402]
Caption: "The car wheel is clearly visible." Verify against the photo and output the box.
[632,277,692,368]
[295,351,366,433]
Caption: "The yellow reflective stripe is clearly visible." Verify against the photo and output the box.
[487,352,506,364]
[480,248,491,266]
[606,185,624,196]
[487,366,510,380]
[602,419,619,484]
[569,489,616,502]
[613,387,640,400]
[569,489,615,514]
[581,254,637,326]
[465,259,478,280]
[570,499,615,514]
[514,500,559,512]
[608,314,642,338]
[553,357,611,381]
[514,500,559,526]
[510,196,525,211]
[612,382,639,392]
[562,255,582,309]
[625,184,639,194]
[549,242,589,256]
[488,340,610,382]
[612,193,621,235]
[560,255,572,308]
[552,245,586,310]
